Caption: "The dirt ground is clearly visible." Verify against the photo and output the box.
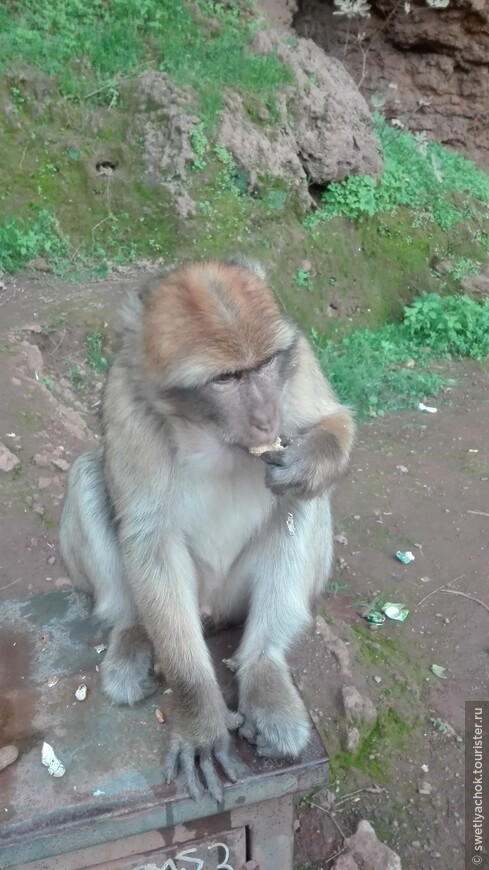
[1,270,488,869]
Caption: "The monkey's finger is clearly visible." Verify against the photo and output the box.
[225,708,244,731]
[199,752,224,803]
[162,736,181,783]
[215,748,238,784]
[261,450,287,467]
[180,747,204,802]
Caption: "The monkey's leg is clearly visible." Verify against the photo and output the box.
[235,497,332,759]
[60,451,158,704]
[121,532,242,802]
[101,622,159,706]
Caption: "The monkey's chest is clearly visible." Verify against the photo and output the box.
[183,465,273,582]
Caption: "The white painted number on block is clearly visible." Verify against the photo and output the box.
[175,848,204,869]
[208,842,234,870]
[136,841,235,870]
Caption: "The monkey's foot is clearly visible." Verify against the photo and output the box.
[239,704,311,758]
[163,709,243,803]
[101,644,158,706]
[238,663,311,758]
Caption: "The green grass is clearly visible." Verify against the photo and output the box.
[306,114,489,229]
[329,707,413,782]
[315,292,489,418]
[86,329,109,373]
[0,209,67,272]
[0,0,291,118]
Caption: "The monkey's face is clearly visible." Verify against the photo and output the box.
[196,355,285,451]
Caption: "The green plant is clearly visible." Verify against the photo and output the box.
[294,267,312,288]
[449,256,480,281]
[316,322,442,418]
[213,145,246,195]
[190,123,209,170]
[69,365,86,388]
[0,1,292,118]
[86,330,109,372]
[306,115,489,230]
[403,292,489,358]
[315,292,489,417]
[42,375,55,391]
[0,209,67,272]
[329,707,412,782]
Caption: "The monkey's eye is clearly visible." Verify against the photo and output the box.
[213,371,240,384]
[256,354,275,371]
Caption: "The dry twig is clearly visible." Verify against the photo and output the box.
[441,589,489,614]
[305,799,350,864]
[0,577,22,593]
[416,575,465,609]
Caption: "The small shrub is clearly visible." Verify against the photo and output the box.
[316,293,489,417]
[0,210,66,272]
[86,330,109,373]
[403,293,489,359]
[306,115,489,230]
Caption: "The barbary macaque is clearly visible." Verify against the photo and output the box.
[60,256,354,801]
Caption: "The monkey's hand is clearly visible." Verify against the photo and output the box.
[162,706,243,803]
[238,659,310,758]
[262,423,349,499]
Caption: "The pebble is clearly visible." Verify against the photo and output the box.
[0,746,19,771]
[0,442,20,473]
[52,458,70,472]
[346,726,360,752]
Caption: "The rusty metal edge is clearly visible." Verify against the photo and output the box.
[0,757,328,869]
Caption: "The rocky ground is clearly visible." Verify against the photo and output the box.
[1,270,487,868]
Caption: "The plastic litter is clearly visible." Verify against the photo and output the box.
[395,550,415,564]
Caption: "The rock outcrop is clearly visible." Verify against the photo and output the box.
[126,28,381,216]
[294,0,489,168]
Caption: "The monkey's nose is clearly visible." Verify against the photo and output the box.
[249,410,279,441]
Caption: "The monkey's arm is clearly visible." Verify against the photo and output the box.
[119,525,241,801]
[262,335,355,498]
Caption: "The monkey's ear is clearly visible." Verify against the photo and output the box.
[226,254,266,281]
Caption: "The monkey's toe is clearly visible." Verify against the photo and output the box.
[225,708,244,730]
[238,720,257,745]
[162,733,239,803]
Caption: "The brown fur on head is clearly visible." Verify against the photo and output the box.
[141,260,297,390]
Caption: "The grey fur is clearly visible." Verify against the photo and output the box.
[59,258,354,801]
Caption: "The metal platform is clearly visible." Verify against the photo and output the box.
[0,590,328,870]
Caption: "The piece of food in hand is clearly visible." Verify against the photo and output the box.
[249,437,284,457]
